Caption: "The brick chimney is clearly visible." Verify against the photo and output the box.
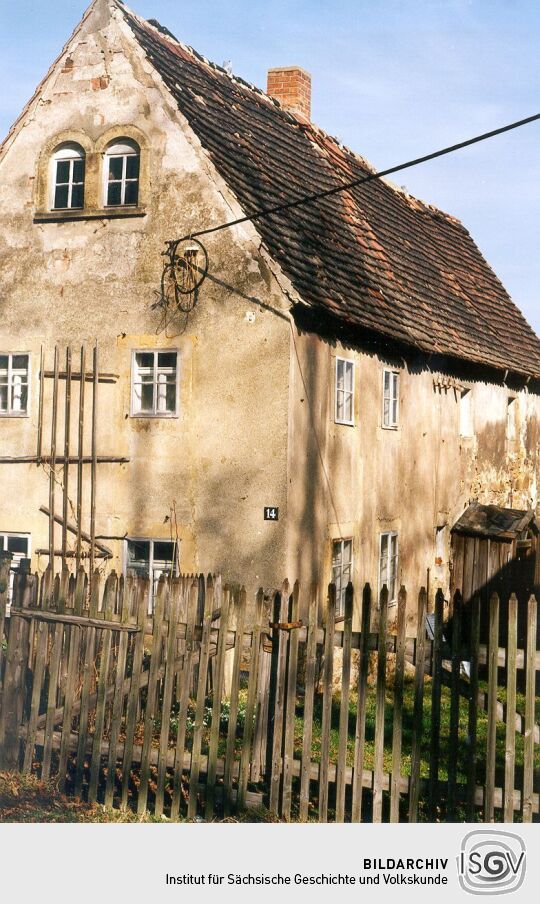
[267,67,311,121]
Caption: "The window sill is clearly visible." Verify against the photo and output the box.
[130,413,179,419]
[33,207,146,223]
[381,424,399,431]
[0,412,29,419]
[334,419,355,427]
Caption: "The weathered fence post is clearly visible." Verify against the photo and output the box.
[0,550,13,696]
[0,564,31,770]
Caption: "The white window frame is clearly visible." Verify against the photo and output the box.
[331,537,353,617]
[104,141,140,207]
[382,368,399,429]
[334,357,355,425]
[130,349,179,418]
[50,144,85,210]
[0,352,31,417]
[124,537,179,614]
[0,532,31,612]
[379,530,399,605]
[459,387,474,438]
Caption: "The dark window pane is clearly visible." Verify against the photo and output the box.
[157,352,177,369]
[165,383,176,412]
[7,536,28,555]
[0,386,7,411]
[140,383,154,411]
[136,352,154,369]
[0,355,9,374]
[126,154,140,179]
[154,541,174,562]
[107,182,122,206]
[72,159,84,182]
[124,180,139,205]
[54,185,69,209]
[56,161,70,184]
[71,183,84,209]
[12,355,28,371]
[11,384,28,411]
[109,156,124,180]
[127,540,150,565]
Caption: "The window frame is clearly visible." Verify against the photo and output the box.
[334,357,355,426]
[104,141,140,208]
[379,530,399,606]
[124,537,179,614]
[130,349,180,418]
[0,532,31,611]
[50,144,85,211]
[382,367,399,429]
[0,352,31,418]
[331,537,353,617]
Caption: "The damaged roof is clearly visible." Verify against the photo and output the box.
[452,502,539,540]
[121,4,540,378]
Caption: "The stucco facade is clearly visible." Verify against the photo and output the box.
[1,0,539,625]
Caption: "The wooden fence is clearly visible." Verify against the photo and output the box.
[0,557,538,822]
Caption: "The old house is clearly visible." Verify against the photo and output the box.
[1,0,540,626]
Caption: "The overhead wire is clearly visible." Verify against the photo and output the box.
[175,112,540,242]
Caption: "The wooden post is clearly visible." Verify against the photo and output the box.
[428,588,444,820]
[299,583,319,822]
[335,582,353,822]
[89,344,98,587]
[188,575,213,819]
[485,592,500,821]
[0,550,13,696]
[522,594,537,822]
[373,584,388,822]
[281,580,300,821]
[205,579,229,818]
[223,585,247,815]
[268,582,289,814]
[76,346,86,569]
[36,346,45,462]
[351,583,372,822]
[49,346,59,570]
[448,590,462,820]
[318,583,336,822]
[466,594,480,820]
[390,585,407,823]
[61,347,72,565]
[0,570,31,770]
[408,586,427,822]
[503,593,518,822]
[237,588,264,811]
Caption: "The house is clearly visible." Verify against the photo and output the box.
[1,0,539,625]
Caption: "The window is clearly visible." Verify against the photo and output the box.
[382,368,399,428]
[335,358,354,425]
[459,388,473,437]
[105,140,140,206]
[125,538,178,613]
[331,538,352,616]
[0,533,31,609]
[507,396,518,448]
[51,143,85,209]
[131,350,178,417]
[0,354,29,416]
[379,531,398,605]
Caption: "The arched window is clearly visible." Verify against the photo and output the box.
[104,139,140,206]
[51,143,85,210]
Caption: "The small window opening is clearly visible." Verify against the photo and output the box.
[382,368,399,428]
[331,538,353,616]
[105,140,140,206]
[335,358,354,425]
[0,354,29,416]
[379,531,398,605]
[52,143,85,210]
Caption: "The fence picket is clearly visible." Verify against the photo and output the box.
[373,584,389,822]
[299,583,319,822]
[188,575,213,819]
[336,582,353,822]
[351,583,372,822]
[408,587,427,822]
[137,577,167,815]
[22,568,52,774]
[447,590,462,820]
[269,581,290,815]
[503,593,518,822]
[318,583,336,822]
[88,573,116,803]
[205,579,229,818]
[390,586,407,823]
[522,594,537,822]
[74,570,100,797]
[154,581,182,817]
[282,580,300,821]
[485,592,500,822]
[171,577,199,819]
[224,586,247,815]
[237,588,264,811]
[466,594,481,821]
[428,588,444,820]
[105,575,132,809]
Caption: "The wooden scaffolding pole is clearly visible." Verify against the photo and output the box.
[61,347,72,565]
[89,344,98,583]
[76,346,86,569]
[48,347,59,572]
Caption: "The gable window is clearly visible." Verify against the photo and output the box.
[0,533,31,608]
[125,538,178,613]
[0,354,29,416]
[379,531,398,605]
[131,350,178,417]
[459,388,473,437]
[331,538,352,616]
[382,368,399,428]
[335,358,354,425]
[51,143,85,209]
[105,140,140,206]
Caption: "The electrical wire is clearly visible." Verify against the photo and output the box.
[176,112,539,242]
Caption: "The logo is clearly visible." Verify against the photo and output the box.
[458,831,526,895]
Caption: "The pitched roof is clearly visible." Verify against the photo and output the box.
[120,4,540,379]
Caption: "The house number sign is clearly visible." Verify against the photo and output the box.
[264,507,279,521]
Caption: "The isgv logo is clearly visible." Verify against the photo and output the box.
[458,831,526,895]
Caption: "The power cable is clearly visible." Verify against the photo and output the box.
[175,112,539,242]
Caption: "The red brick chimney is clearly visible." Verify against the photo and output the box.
[267,66,311,121]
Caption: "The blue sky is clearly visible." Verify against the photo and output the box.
[1,0,538,333]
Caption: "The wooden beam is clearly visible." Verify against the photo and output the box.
[39,505,113,557]
[43,370,118,383]
[0,455,129,464]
